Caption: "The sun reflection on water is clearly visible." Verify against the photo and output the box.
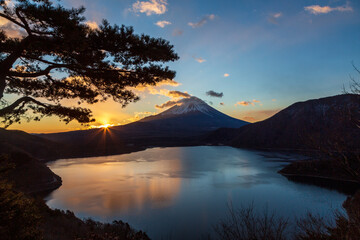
[47,148,184,216]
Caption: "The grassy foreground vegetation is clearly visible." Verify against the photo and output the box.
[213,195,360,240]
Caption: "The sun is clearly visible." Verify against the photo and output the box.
[100,123,112,129]
[89,121,115,129]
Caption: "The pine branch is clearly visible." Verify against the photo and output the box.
[8,65,56,77]
[0,96,46,116]
[0,12,26,29]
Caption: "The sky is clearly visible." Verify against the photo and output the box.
[4,0,360,133]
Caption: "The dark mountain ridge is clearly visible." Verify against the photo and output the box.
[206,94,360,151]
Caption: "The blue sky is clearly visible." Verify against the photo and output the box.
[8,0,360,132]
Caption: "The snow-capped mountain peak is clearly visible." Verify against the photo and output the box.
[160,97,212,115]
[138,95,248,130]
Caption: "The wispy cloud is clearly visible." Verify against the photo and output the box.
[235,99,261,106]
[224,73,230,77]
[206,90,223,98]
[188,14,215,28]
[168,90,191,98]
[304,3,353,15]
[172,29,183,36]
[235,101,253,106]
[86,21,99,30]
[133,79,180,92]
[268,12,282,24]
[132,0,167,16]
[147,88,191,100]
[156,96,197,109]
[157,79,181,87]
[155,20,171,28]
[155,100,178,109]
[194,57,206,63]
[134,111,155,120]
[129,79,182,99]
[125,111,156,123]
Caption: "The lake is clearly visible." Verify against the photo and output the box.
[45,146,347,239]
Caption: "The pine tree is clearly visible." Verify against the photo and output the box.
[0,0,179,127]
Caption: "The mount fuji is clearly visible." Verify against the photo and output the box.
[137,97,248,134]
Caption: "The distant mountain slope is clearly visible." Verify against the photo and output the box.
[206,94,360,150]
[0,128,62,160]
[38,97,248,155]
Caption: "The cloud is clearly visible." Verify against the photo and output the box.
[224,73,230,77]
[194,57,206,63]
[220,102,224,106]
[146,88,191,99]
[272,99,277,102]
[129,79,189,102]
[172,29,183,36]
[155,100,178,109]
[155,96,201,109]
[128,79,181,99]
[268,12,282,24]
[133,111,155,119]
[206,90,223,98]
[167,90,191,98]
[235,99,262,106]
[235,101,253,106]
[273,12,282,18]
[188,14,215,28]
[86,21,99,30]
[155,20,171,28]
[134,79,180,91]
[157,79,181,87]
[304,3,353,15]
[147,87,169,96]
[132,0,167,16]
[125,111,156,123]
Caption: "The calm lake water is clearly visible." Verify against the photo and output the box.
[46,146,347,240]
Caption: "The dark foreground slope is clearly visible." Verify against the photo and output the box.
[206,94,360,151]
[0,128,62,160]
[0,129,65,193]
[1,152,62,194]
